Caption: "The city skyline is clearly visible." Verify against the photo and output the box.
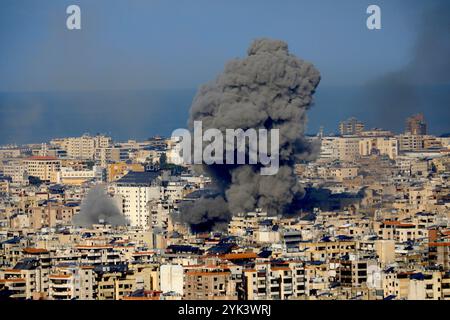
[0,109,447,147]
[0,1,449,303]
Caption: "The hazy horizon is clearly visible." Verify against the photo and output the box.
[1,84,449,145]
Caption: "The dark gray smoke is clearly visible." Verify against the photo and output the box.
[179,38,320,231]
[365,1,450,130]
[73,185,127,227]
[178,196,231,233]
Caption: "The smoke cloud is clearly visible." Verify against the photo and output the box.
[178,38,320,231]
[365,1,450,129]
[73,185,127,228]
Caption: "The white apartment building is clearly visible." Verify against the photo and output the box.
[319,137,339,161]
[113,172,162,229]
[160,264,184,295]
[114,185,161,229]
[57,166,105,185]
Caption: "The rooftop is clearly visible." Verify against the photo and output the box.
[115,171,160,186]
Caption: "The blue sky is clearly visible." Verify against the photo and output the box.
[0,0,426,91]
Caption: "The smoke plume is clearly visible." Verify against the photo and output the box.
[365,1,450,130]
[179,38,321,231]
[73,185,127,227]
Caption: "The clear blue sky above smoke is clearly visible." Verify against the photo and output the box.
[0,0,449,144]
[0,0,428,91]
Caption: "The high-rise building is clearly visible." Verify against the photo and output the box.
[405,113,427,135]
[113,171,162,229]
[339,117,365,136]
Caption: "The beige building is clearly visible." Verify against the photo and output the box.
[359,137,398,159]
[57,166,104,185]
[48,266,96,300]
[244,261,305,300]
[23,156,60,182]
[52,134,112,160]
[330,166,358,181]
[337,137,360,162]
[95,147,128,166]
[2,160,29,183]
[339,117,364,136]
[319,136,361,162]
[375,240,395,265]
[184,268,238,300]
[398,134,425,152]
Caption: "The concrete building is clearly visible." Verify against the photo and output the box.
[339,117,365,136]
[2,160,29,184]
[337,137,360,162]
[23,156,61,182]
[398,134,425,152]
[48,266,96,300]
[405,113,427,135]
[359,137,398,159]
[113,171,162,228]
[319,137,339,161]
[160,264,184,295]
[57,166,105,185]
[96,147,129,166]
[52,134,112,160]
[244,262,305,300]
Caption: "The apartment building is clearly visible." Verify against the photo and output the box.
[337,259,371,288]
[405,113,427,135]
[398,134,425,152]
[23,156,61,182]
[184,266,238,300]
[52,135,112,160]
[95,147,129,166]
[48,266,96,300]
[359,137,398,159]
[319,137,360,162]
[113,171,162,228]
[160,264,184,295]
[244,262,305,300]
[339,117,365,136]
[374,221,421,243]
[57,166,105,185]
[2,160,29,184]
